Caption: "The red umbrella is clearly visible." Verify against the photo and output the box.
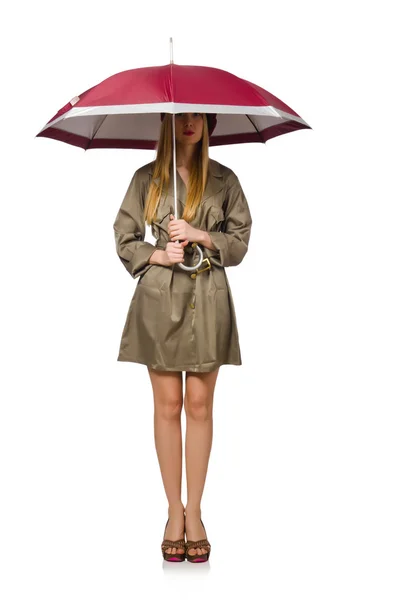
[36,38,311,270]
[36,67,310,150]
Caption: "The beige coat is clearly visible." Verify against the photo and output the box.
[113,158,252,372]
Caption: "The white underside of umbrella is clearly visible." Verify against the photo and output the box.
[38,106,309,141]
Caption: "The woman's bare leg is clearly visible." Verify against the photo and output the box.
[147,367,185,556]
[184,367,220,557]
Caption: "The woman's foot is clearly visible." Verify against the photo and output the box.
[163,503,186,557]
[184,507,210,558]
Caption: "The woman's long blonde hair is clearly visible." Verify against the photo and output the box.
[143,113,210,225]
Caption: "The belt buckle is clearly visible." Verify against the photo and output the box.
[196,257,212,274]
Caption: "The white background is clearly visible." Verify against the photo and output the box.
[1,1,396,598]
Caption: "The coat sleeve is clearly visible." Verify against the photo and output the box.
[208,175,252,267]
[113,170,157,279]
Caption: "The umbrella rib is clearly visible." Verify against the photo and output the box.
[86,114,109,150]
[245,114,264,142]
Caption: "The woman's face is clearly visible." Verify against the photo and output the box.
[174,113,204,146]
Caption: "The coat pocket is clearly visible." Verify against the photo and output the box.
[206,205,225,231]
[157,205,172,223]
[152,204,173,246]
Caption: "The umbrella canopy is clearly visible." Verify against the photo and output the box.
[36,63,311,150]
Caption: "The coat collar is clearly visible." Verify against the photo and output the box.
[147,158,224,203]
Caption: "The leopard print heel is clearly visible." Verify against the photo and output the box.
[185,518,211,563]
[161,517,186,562]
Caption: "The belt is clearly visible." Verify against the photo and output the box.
[155,241,212,278]
[187,243,212,279]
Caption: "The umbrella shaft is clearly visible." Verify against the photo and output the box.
[172,112,178,222]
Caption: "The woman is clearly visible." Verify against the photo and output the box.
[113,112,252,562]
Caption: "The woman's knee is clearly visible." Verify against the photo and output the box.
[184,393,213,420]
[183,369,218,420]
[156,394,183,420]
[148,368,183,419]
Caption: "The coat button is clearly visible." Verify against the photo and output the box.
[189,303,195,309]
[190,273,197,279]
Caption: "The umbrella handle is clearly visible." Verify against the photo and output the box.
[176,242,204,271]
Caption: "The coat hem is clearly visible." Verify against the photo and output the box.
[116,355,242,372]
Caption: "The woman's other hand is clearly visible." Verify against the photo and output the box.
[162,239,189,266]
